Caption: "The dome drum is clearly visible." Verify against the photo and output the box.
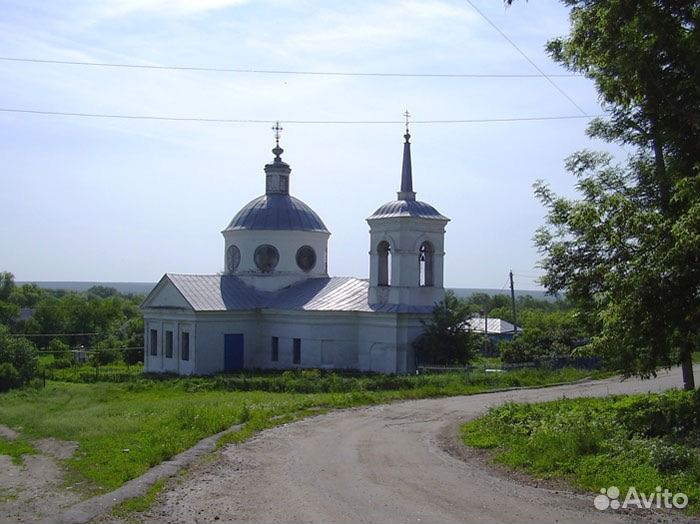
[222,228,329,290]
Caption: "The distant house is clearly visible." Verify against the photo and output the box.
[466,316,522,355]
[18,308,35,322]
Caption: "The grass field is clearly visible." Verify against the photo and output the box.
[461,391,699,514]
[0,436,36,465]
[0,366,600,495]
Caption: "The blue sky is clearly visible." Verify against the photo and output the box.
[0,0,621,290]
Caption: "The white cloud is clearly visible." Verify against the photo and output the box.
[273,0,477,56]
[94,0,251,17]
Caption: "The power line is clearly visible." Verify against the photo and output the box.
[463,0,588,116]
[10,332,101,337]
[0,56,580,79]
[0,107,603,125]
[38,347,144,354]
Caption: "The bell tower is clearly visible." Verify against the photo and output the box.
[367,121,449,307]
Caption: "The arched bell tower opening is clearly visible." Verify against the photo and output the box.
[367,126,449,306]
[419,240,434,287]
[377,240,392,286]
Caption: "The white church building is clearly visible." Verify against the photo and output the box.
[141,126,449,374]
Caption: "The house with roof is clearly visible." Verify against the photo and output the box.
[466,316,522,340]
[141,126,449,374]
[466,316,522,356]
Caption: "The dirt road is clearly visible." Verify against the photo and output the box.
[139,367,696,524]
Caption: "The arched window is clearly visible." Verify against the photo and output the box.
[377,240,391,286]
[419,241,434,287]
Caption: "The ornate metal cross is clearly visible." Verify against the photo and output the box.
[272,121,283,146]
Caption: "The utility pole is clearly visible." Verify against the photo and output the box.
[509,270,518,336]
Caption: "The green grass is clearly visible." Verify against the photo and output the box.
[38,356,143,383]
[0,488,18,503]
[0,366,599,497]
[0,436,36,465]
[111,478,166,519]
[461,391,699,514]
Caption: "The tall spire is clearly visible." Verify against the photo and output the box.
[398,110,416,201]
[265,121,291,195]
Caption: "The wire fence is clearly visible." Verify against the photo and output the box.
[39,361,145,384]
[418,356,602,374]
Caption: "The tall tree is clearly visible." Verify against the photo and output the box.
[414,291,484,366]
[0,272,15,301]
[529,1,700,389]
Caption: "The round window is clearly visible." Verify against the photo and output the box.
[226,245,241,273]
[254,244,280,272]
[296,245,316,272]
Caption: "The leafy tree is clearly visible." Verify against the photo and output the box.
[499,309,585,363]
[0,362,21,392]
[0,302,19,326]
[121,316,144,365]
[529,1,700,390]
[0,271,15,301]
[414,291,484,366]
[32,297,68,337]
[0,325,38,391]
[47,338,70,357]
[9,283,45,308]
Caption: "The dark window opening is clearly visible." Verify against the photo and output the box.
[226,245,241,273]
[165,330,173,358]
[296,245,317,272]
[293,338,301,365]
[181,332,190,361]
[271,336,279,362]
[254,244,280,272]
[149,329,158,356]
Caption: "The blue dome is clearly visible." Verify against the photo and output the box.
[225,194,329,233]
[368,199,448,220]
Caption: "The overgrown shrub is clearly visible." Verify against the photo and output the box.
[499,310,586,364]
[0,326,38,391]
[51,356,73,369]
[0,362,21,392]
[614,389,698,444]
[47,338,70,357]
[90,346,120,366]
[645,438,695,473]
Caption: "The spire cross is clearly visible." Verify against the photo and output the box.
[272,121,283,146]
[403,110,411,133]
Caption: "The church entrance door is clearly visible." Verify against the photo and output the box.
[224,333,245,372]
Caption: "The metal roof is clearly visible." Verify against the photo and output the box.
[224,194,329,233]
[368,199,449,221]
[466,316,521,335]
[146,274,435,314]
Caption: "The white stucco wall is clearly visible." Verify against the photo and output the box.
[143,302,430,375]
[222,229,330,292]
[257,310,360,370]
[143,312,197,375]
[141,264,433,375]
